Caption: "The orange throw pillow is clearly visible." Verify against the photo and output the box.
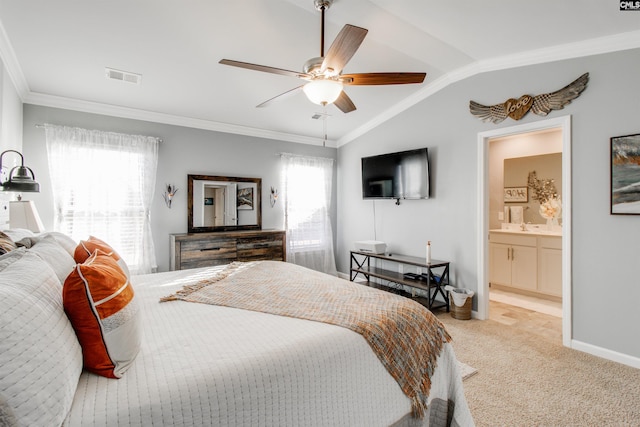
[74,235,130,277]
[63,249,140,378]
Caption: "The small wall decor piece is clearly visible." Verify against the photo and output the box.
[611,133,640,215]
[503,187,528,203]
[270,186,279,207]
[204,197,213,206]
[163,184,178,208]
[469,73,589,124]
[237,187,254,210]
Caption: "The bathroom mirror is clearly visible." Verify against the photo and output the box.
[504,153,561,224]
[188,174,261,233]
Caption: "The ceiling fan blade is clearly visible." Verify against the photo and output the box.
[219,59,311,80]
[256,86,304,108]
[321,25,368,75]
[334,91,356,113]
[341,72,426,85]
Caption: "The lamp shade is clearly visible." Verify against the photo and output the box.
[303,79,343,105]
[0,150,40,193]
[10,200,45,233]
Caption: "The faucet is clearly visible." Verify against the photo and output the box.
[520,221,532,231]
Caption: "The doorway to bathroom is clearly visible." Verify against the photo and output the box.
[477,116,572,348]
[489,133,563,343]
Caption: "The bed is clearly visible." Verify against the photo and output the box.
[0,230,474,427]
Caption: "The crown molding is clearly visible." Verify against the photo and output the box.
[336,29,640,147]
[23,92,335,147]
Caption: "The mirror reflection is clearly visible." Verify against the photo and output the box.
[504,153,561,224]
[188,175,261,232]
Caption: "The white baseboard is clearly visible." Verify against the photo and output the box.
[570,339,640,369]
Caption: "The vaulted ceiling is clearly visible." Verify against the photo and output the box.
[1,0,639,146]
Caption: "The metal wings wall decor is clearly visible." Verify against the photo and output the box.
[469,73,589,123]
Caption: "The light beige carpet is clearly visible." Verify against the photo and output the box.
[438,313,640,426]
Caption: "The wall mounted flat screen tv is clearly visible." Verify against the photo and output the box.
[361,148,430,199]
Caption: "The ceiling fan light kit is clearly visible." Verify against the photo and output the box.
[219,0,426,113]
[303,79,343,105]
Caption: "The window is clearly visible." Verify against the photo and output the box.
[281,153,336,275]
[45,125,159,274]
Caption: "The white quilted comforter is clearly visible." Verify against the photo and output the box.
[64,265,473,427]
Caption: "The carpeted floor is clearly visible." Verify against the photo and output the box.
[437,312,640,426]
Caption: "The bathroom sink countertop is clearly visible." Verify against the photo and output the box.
[490,228,562,237]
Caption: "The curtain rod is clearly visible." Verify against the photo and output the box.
[277,152,335,161]
[34,124,163,143]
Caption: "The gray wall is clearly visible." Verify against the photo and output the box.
[0,59,22,152]
[21,104,337,272]
[0,58,24,227]
[337,48,640,361]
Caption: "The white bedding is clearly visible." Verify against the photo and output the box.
[64,265,473,427]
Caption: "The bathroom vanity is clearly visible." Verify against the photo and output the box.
[489,228,562,300]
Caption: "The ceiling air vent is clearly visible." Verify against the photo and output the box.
[105,67,142,85]
[311,112,330,120]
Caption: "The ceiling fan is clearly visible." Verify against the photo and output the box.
[219,0,426,113]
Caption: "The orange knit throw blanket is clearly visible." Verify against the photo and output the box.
[161,261,451,418]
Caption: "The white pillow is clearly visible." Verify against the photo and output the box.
[0,251,83,426]
[40,231,77,257]
[29,234,76,284]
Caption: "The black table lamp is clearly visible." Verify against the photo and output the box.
[0,150,39,193]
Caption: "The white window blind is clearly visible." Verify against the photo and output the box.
[44,124,159,274]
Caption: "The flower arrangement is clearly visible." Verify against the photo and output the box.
[527,171,558,204]
[539,196,561,220]
[528,171,561,227]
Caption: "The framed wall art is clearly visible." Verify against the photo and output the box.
[503,187,528,203]
[611,133,640,215]
[237,187,254,210]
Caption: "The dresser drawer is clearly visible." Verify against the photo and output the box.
[237,235,284,261]
[171,230,286,270]
[178,238,237,269]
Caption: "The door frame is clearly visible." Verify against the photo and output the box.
[476,115,572,347]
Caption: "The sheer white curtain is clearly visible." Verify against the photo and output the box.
[281,153,337,275]
[45,124,159,274]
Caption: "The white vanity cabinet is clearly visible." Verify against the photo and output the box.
[489,233,538,291]
[489,231,562,299]
[538,236,562,297]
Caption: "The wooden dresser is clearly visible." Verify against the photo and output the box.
[170,229,286,271]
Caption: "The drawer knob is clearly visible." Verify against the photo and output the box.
[200,247,221,252]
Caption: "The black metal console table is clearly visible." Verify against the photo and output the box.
[350,250,450,311]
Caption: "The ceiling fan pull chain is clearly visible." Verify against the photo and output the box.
[323,105,328,147]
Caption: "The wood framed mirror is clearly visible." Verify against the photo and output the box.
[188,174,262,233]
